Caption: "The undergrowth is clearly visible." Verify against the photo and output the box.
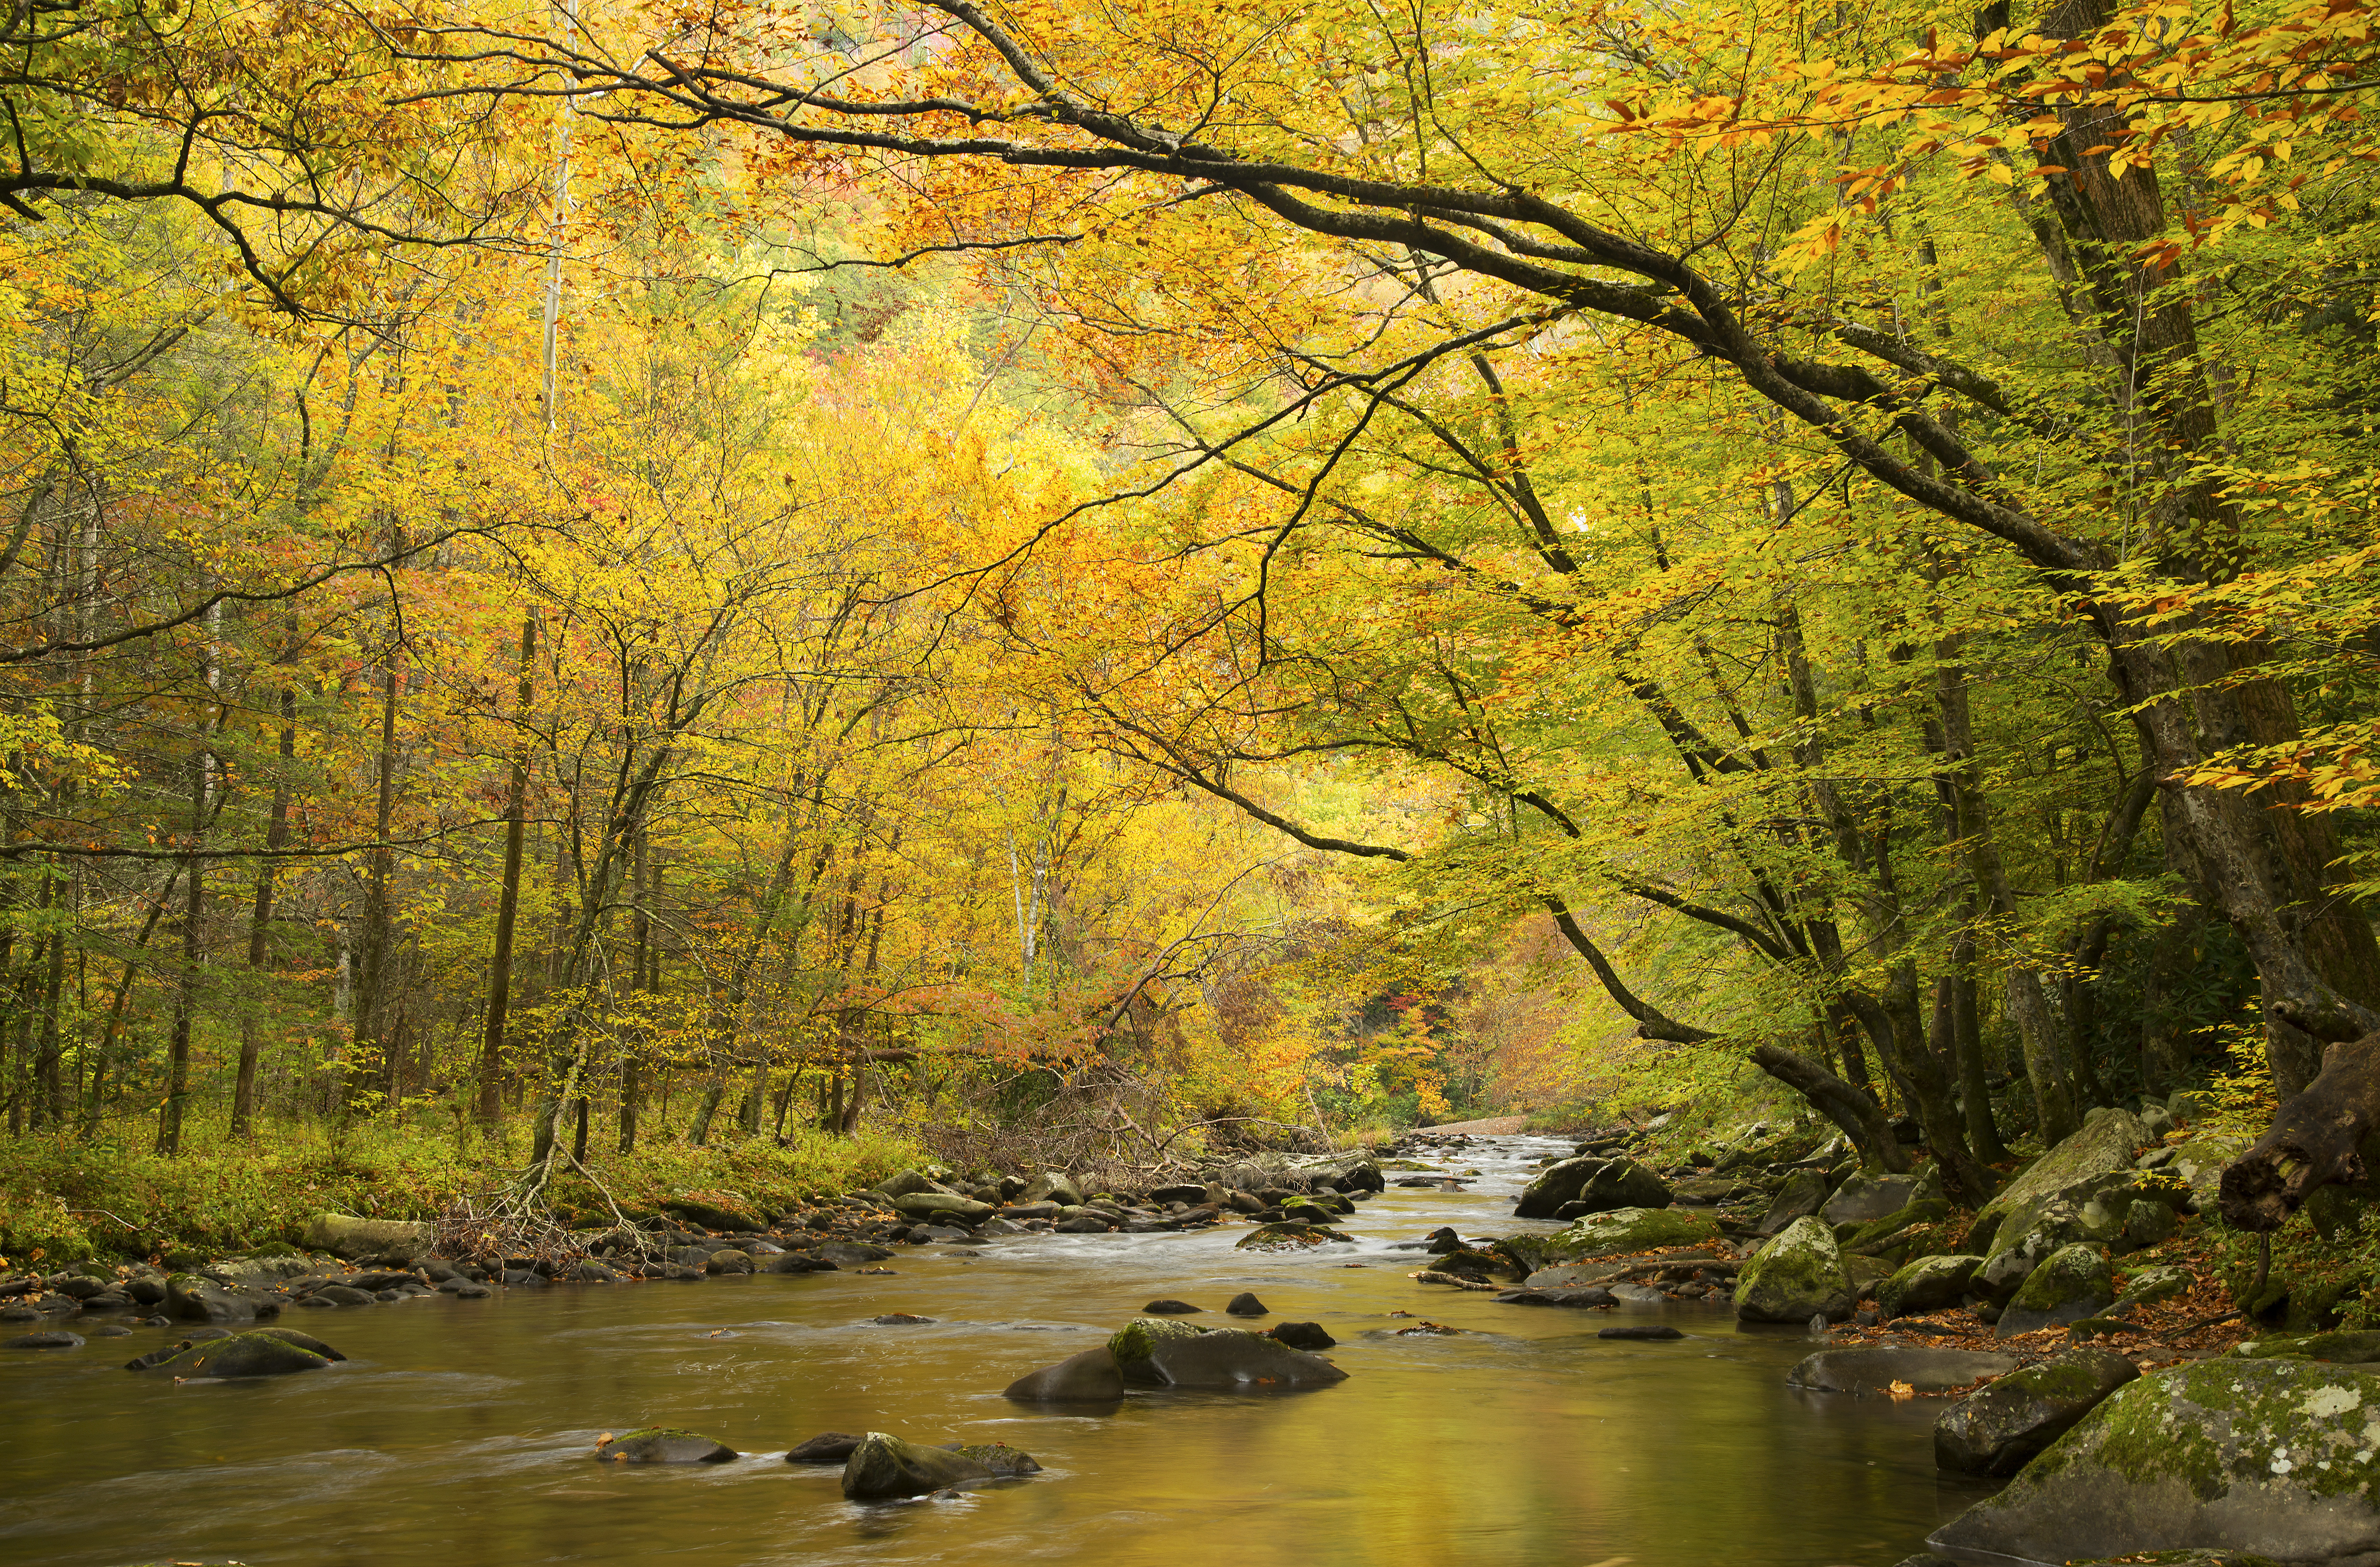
[0,1117,925,1267]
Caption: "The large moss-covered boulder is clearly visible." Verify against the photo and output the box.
[2231,1331,2380,1365]
[1525,1206,1721,1266]
[137,1331,333,1379]
[1821,1171,1937,1227]
[1756,1168,1830,1235]
[1997,1244,2115,1338]
[597,1427,736,1464]
[1513,1157,1672,1219]
[1735,1216,1855,1323]
[1839,1197,1952,1255]
[1935,1347,2140,1475]
[1109,1320,1344,1390]
[1878,1254,1983,1319]
[840,1432,993,1499]
[1930,1360,2380,1564]
[301,1212,434,1263]
[1965,1107,2149,1260]
[1108,1318,1208,1385]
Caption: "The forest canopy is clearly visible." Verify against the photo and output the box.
[2,0,2377,1219]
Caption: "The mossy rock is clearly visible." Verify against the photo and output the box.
[2114,1264,2192,1309]
[246,1241,301,1260]
[1235,1221,1351,1251]
[1108,1317,1208,1384]
[1878,1254,1983,1319]
[598,1427,736,1464]
[138,1331,332,1379]
[1839,1197,1952,1253]
[1996,1243,2113,1337]
[951,1442,1041,1475]
[1930,1360,2380,1563]
[1734,1215,1853,1323]
[2230,1330,2380,1365]
[1535,1206,1720,1262]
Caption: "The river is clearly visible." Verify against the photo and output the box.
[0,1135,1995,1565]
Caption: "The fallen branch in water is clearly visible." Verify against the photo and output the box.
[1412,1269,1501,1290]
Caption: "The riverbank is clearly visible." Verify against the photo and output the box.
[0,1119,926,1268]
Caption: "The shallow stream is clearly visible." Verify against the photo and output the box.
[0,1135,1997,1566]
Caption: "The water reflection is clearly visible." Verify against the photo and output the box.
[0,1136,1974,1566]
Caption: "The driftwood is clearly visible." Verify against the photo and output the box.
[2220,1026,2380,1232]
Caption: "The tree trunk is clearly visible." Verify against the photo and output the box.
[2220,1025,2380,1232]
[1750,1043,1908,1172]
[234,685,295,1138]
[477,609,537,1126]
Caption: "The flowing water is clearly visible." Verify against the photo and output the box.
[0,1136,1998,1566]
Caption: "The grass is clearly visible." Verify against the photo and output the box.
[0,1115,927,1268]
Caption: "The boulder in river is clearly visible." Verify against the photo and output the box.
[597,1428,736,1464]
[785,1432,864,1464]
[1934,1346,2140,1475]
[951,1442,1041,1476]
[1996,1243,2115,1338]
[250,1326,346,1361]
[301,1211,433,1264]
[703,1250,755,1275]
[1788,1346,2018,1395]
[1004,1345,1127,1402]
[1600,1325,1684,1341]
[165,1274,257,1323]
[1929,1360,2380,1564]
[1109,1319,1346,1389]
[1513,1156,1672,1220]
[1225,1292,1268,1316]
[1511,1207,1721,1269]
[1236,1221,1352,1251]
[1142,1299,1201,1314]
[310,1284,375,1307]
[1877,1254,1983,1320]
[840,1432,996,1500]
[137,1330,335,1379]
[1735,1217,1855,1324]
[1269,1322,1336,1351]
[5,1331,83,1349]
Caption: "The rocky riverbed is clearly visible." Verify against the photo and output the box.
[0,1114,2355,1567]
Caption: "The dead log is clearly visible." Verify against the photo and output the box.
[2219,1026,2380,1232]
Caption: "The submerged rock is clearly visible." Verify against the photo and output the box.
[1235,1221,1352,1251]
[1600,1325,1683,1341]
[1735,1217,1854,1323]
[5,1331,83,1349]
[1110,1319,1346,1389]
[1268,1321,1336,1351]
[1935,1346,2140,1475]
[785,1432,864,1464]
[1930,1360,2380,1564]
[598,1428,736,1464]
[1003,1345,1126,1402]
[840,1432,996,1499]
[951,1441,1040,1476]
[1142,1299,1201,1314]
[1788,1346,2016,1396]
[135,1331,335,1379]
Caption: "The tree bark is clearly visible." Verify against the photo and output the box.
[1750,1043,1909,1173]
[234,683,296,1138]
[2219,1026,2380,1232]
[477,609,537,1126]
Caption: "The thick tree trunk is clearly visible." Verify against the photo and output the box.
[1750,1043,1909,1173]
[1862,975,1995,1204]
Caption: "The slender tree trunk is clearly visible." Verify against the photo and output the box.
[234,686,295,1138]
[477,610,537,1126]
[158,611,218,1157]
[1950,922,2009,1162]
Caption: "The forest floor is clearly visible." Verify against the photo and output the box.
[0,1118,924,1268]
